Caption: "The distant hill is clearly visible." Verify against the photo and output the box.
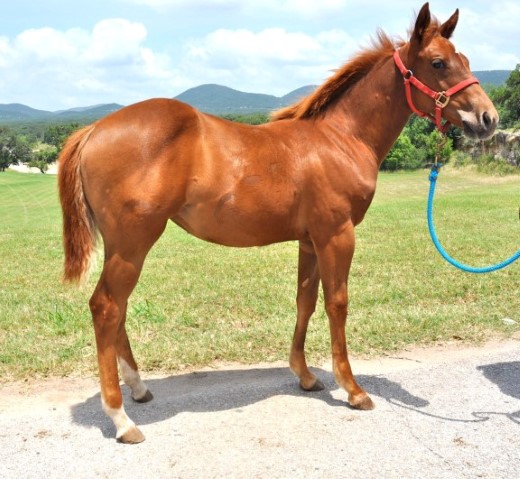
[0,103,52,122]
[53,103,123,121]
[0,103,125,124]
[0,70,510,123]
[174,84,317,114]
[473,70,511,86]
[281,86,317,105]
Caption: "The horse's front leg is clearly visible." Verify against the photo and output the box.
[290,240,323,391]
[314,221,374,410]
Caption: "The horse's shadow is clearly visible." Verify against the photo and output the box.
[70,366,428,438]
[382,360,520,424]
[473,361,520,424]
[477,361,520,400]
[71,360,520,437]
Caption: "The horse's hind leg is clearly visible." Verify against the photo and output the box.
[117,305,153,403]
[89,219,167,443]
[290,240,324,391]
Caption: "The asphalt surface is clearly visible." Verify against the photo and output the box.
[1,339,519,479]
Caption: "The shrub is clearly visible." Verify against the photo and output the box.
[450,151,519,176]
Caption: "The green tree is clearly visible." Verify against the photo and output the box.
[489,65,520,128]
[383,134,419,171]
[383,118,452,171]
[43,123,80,150]
[221,113,269,124]
[0,128,32,172]
[28,143,58,174]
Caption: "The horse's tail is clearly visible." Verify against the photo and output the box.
[58,124,97,285]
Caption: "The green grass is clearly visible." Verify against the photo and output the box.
[0,168,519,380]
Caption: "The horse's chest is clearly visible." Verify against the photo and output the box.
[314,165,377,226]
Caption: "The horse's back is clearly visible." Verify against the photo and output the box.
[84,98,201,159]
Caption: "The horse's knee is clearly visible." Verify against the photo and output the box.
[325,298,348,319]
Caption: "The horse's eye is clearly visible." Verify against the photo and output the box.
[432,59,445,69]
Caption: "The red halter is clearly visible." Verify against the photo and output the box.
[393,49,480,133]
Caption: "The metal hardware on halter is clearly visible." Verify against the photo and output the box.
[435,92,450,108]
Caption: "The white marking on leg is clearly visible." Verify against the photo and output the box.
[118,357,149,401]
[102,399,136,440]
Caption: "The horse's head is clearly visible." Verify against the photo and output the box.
[399,2,498,140]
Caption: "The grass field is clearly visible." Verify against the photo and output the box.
[0,168,519,381]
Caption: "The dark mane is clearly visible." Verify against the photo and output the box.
[270,30,405,121]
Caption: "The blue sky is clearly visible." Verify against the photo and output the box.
[1,0,519,110]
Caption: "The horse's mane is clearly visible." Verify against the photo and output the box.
[270,22,441,121]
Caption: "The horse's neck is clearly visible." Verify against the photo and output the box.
[326,55,411,166]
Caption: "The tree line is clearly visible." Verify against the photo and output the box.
[1,66,518,174]
[0,123,79,173]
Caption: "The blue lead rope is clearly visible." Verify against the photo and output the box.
[427,164,520,274]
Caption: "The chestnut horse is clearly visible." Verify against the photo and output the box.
[58,3,497,443]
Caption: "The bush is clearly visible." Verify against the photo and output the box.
[383,118,453,171]
[475,154,519,176]
[383,134,423,171]
[450,151,519,176]
[450,150,471,168]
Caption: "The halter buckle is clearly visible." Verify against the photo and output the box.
[435,92,450,108]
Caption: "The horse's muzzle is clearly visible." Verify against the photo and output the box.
[462,110,499,141]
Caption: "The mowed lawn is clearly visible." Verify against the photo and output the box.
[0,168,518,380]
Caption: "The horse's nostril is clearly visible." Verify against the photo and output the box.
[482,111,492,128]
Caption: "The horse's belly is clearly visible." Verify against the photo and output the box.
[171,195,298,247]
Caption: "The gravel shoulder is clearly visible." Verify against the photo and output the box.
[1,338,519,479]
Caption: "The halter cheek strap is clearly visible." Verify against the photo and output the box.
[393,49,480,133]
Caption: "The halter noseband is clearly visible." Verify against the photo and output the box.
[393,49,479,133]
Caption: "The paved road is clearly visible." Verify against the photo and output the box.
[1,340,519,479]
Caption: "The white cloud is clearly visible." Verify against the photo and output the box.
[0,37,15,68]
[15,28,83,61]
[180,27,357,95]
[83,19,147,65]
[0,19,180,109]
[189,28,321,63]
[454,3,520,70]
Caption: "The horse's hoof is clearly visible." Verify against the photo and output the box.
[300,377,325,392]
[349,393,375,410]
[117,426,145,444]
[133,389,154,403]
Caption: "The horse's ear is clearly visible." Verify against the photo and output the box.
[411,3,431,45]
[440,9,459,39]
